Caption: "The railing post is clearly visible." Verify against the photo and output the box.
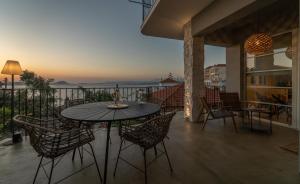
[32,90,35,117]
[52,88,55,118]
[18,89,21,115]
[146,87,151,102]
[10,75,14,136]
[25,89,28,116]
[39,89,42,119]
[46,90,48,118]
[2,89,6,130]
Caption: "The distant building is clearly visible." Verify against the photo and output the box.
[159,73,179,86]
[149,83,184,110]
[204,64,226,87]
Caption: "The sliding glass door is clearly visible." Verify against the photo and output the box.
[245,32,292,124]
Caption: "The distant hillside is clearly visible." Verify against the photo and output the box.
[52,81,70,85]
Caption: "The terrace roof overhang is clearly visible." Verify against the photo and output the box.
[203,0,299,47]
[141,0,296,46]
[140,0,215,40]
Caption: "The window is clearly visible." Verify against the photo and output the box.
[246,32,292,124]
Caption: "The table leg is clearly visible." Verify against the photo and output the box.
[242,111,244,124]
[269,113,273,134]
[72,121,83,161]
[103,122,112,184]
[250,111,253,131]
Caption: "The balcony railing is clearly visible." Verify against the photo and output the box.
[142,0,156,21]
[0,85,183,137]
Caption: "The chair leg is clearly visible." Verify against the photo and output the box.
[48,159,55,184]
[202,114,209,130]
[88,143,103,182]
[33,156,44,184]
[223,118,226,126]
[77,147,83,164]
[113,139,124,177]
[232,116,238,133]
[162,141,173,173]
[154,146,158,157]
[143,149,148,184]
[72,148,76,161]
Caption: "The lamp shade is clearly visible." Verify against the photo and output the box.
[285,46,293,59]
[1,60,23,75]
[244,33,273,55]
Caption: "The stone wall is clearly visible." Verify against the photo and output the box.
[183,21,205,122]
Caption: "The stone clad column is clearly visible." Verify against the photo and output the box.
[183,21,205,122]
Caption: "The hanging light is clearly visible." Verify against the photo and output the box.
[285,46,293,59]
[244,33,273,55]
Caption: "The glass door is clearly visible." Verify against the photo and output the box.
[245,32,292,124]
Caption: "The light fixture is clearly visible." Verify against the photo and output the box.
[244,33,273,55]
[1,60,22,75]
[244,9,273,56]
[285,46,293,59]
[1,60,23,143]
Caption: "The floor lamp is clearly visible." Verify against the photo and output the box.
[1,60,23,143]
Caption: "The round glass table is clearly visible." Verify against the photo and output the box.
[61,101,160,184]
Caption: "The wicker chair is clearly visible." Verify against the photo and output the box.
[67,98,85,107]
[13,115,102,184]
[114,112,176,184]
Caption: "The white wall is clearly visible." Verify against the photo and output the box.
[226,45,241,94]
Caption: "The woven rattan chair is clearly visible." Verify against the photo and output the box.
[114,112,176,184]
[200,97,238,133]
[13,115,102,184]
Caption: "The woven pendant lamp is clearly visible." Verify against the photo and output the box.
[244,33,273,55]
[244,10,273,55]
[285,46,293,59]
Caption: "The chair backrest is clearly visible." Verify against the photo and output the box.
[220,92,241,110]
[13,115,53,155]
[53,105,66,118]
[65,98,84,107]
[144,111,176,141]
[200,97,211,113]
[54,98,84,119]
[205,87,221,106]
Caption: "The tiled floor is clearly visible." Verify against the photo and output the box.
[1,111,300,184]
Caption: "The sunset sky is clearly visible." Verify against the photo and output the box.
[0,0,225,82]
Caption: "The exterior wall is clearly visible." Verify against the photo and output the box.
[204,65,226,87]
[226,45,241,94]
[183,21,205,122]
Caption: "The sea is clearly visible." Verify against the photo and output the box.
[8,81,177,103]
[12,81,162,89]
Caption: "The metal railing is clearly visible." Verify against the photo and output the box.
[0,85,184,137]
[128,0,156,21]
[142,0,156,21]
